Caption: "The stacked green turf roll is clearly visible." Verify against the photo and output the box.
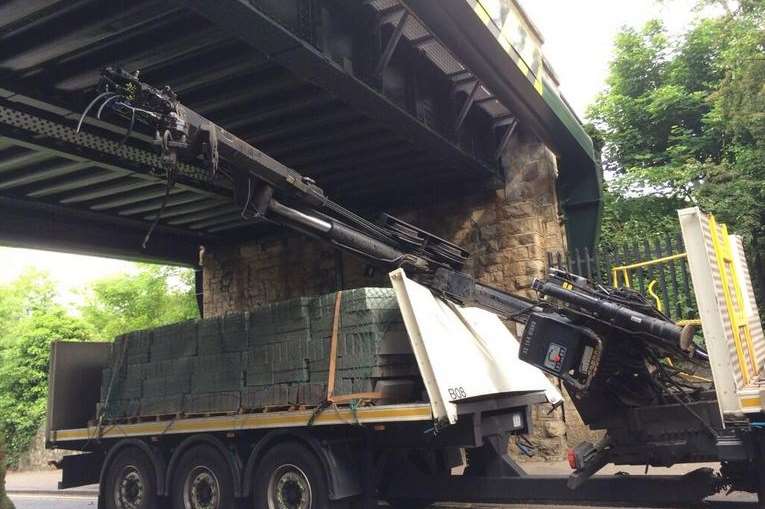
[98,288,422,420]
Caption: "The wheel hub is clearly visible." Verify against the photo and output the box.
[184,466,220,509]
[115,466,144,509]
[268,465,312,509]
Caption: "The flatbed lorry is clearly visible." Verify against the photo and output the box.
[45,69,765,509]
[48,269,558,509]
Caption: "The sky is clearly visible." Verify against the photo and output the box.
[0,247,137,308]
[519,0,705,117]
[0,0,710,301]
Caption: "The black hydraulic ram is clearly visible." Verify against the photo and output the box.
[532,278,695,349]
[268,200,537,317]
[267,200,420,268]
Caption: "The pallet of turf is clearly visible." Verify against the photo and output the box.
[97,286,424,421]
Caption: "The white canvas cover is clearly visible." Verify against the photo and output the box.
[389,269,562,424]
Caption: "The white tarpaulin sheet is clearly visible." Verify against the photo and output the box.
[389,269,562,424]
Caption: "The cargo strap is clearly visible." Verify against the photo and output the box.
[93,336,130,442]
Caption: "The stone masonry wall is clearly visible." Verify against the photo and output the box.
[203,129,571,460]
[14,424,63,472]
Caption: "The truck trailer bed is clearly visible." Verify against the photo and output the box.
[47,270,559,450]
[49,402,433,446]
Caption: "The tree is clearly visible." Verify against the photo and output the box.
[697,0,765,236]
[599,192,687,250]
[79,264,199,340]
[0,265,198,466]
[0,269,96,466]
[0,431,13,509]
[589,1,764,245]
[589,18,725,202]
[0,269,56,342]
[589,1,765,306]
[0,308,93,466]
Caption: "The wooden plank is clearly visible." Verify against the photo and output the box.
[327,291,343,400]
[331,392,385,404]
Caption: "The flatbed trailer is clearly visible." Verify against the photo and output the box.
[47,271,563,509]
[48,350,718,509]
[49,385,720,509]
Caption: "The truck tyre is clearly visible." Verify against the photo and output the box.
[171,444,234,509]
[252,442,330,509]
[104,447,159,509]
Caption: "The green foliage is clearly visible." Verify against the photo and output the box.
[0,270,94,466]
[0,264,198,467]
[590,2,765,258]
[589,18,724,198]
[0,431,13,509]
[599,191,687,250]
[79,264,199,340]
[0,269,56,342]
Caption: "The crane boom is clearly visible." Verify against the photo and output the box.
[94,67,544,319]
[91,67,695,344]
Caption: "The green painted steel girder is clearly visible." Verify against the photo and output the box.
[403,0,603,250]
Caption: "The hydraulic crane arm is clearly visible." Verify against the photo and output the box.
[92,67,539,319]
[90,68,692,346]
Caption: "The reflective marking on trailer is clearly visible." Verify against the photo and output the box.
[51,404,434,442]
[739,396,761,411]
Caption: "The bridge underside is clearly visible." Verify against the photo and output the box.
[0,0,599,265]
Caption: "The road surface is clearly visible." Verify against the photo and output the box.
[6,466,759,509]
[8,494,761,509]
[10,494,97,509]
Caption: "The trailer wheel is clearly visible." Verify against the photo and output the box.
[171,444,234,509]
[104,447,159,509]
[252,442,331,509]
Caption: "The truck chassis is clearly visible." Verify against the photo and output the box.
[50,387,724,509]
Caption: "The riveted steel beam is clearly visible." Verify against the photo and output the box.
[188,212,246,231]
[454,80,479,133]
[0,159,89,191]
[495,119,518,162]
[142,200,227,222]
[0,0,82,35]
[375,11,410,77]
[119,193,209,217]
[90,186,185,212]
[403,0,602,249]
[0,98,228,197]
[58,177,157,204]
[26,169,127,198]
[0,195,202,266]
[167,205,240,226]
[180,0,497,178]
[0,98,229,259]
[55,27,229,91]
[2,3,181,71]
